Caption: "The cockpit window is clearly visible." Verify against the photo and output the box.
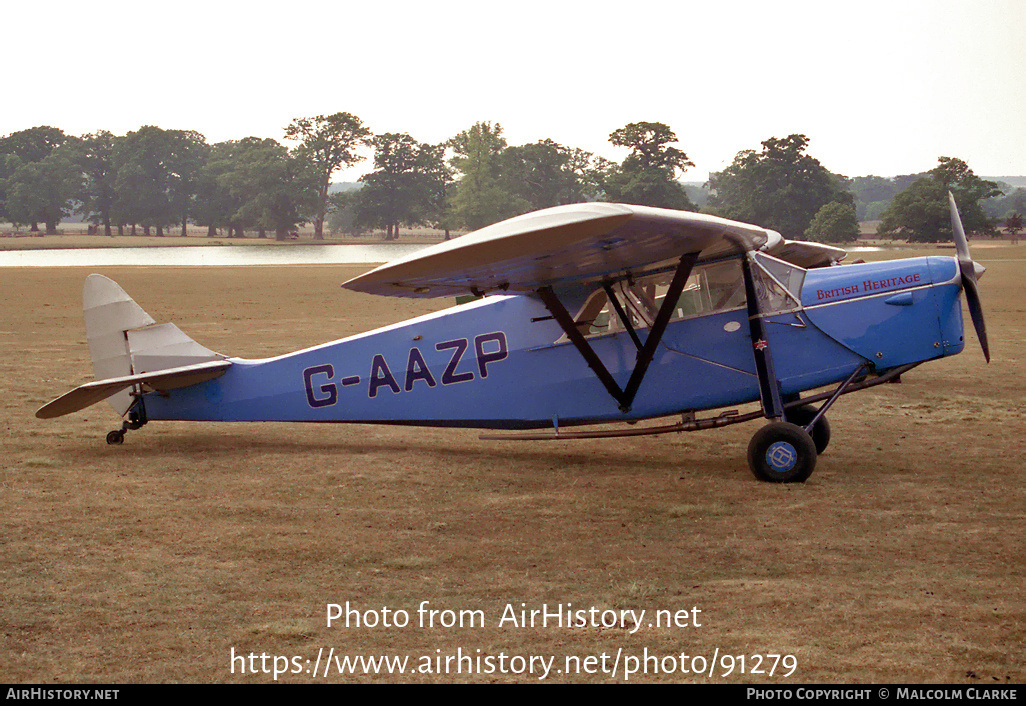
[563,254,808,341]
[572,258,746,338]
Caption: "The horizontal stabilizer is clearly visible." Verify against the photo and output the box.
[35,360,231,419]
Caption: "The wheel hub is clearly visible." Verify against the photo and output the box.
[766,441,798,472]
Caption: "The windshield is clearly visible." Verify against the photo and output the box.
[750,252,806,314]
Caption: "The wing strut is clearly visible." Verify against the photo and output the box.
[536,252,698,413]
[742,252,785,420]
[602,283,643,351]
[536,286,627,408]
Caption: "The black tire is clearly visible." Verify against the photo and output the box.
[105,430,124,445]
[747,421,817,483]
[785,404,831,455]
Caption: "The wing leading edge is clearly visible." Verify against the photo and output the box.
[342,203,805,299]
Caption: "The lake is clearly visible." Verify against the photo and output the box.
[0,243,427,268]
[0,242,881,268]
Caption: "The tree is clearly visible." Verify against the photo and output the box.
[70,131,118,235]
[166,131,209,236]
[850,175,912,220]
[804,201,859,243]
[877,157,1000,242]
[355,133,432,239]
[326,189,364,236]
[566,147,606,202]
[609,122,693,173]
[601,122,695,209]
[284,113,371,240]
[1005,213,1022,244]
[708,134,852,239]
[193,140,252,237]
[0,125,67,164]
[0,126,68,229]
[500,139,589,210]
[931,156,1001,234]
[217,138,319,240]
[448,121,526,230]
[3,145,81,234]
[875,177,947,242]
[981,186,1026,220]
[417,142,456,239]
[113,126,208,236]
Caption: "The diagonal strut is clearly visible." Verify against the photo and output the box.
[537,252,698,413]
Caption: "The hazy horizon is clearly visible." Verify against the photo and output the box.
[3,0,1023,183]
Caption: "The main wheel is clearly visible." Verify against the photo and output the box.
[747,421,817,483]
[105,430,125,445]
[785,404,831,454]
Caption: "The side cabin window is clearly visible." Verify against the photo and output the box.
[571,258,747,338]
[565,253,807,340]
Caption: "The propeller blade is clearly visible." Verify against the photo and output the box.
[948,192,990,362]
[949,192,971,265]
[961,275,990,362]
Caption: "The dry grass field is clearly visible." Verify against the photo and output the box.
[1,246,1023,683]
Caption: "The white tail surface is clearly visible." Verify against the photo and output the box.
[82,274,226,415]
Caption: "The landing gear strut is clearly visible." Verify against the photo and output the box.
[741,252,872,483]
[745,362,871,482]
[785,404,831,455]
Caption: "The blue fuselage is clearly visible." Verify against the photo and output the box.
[142,256,965,429]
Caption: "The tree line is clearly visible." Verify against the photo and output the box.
[0,117,696,241]
[1,115,1019,244]
[0,120,359,240]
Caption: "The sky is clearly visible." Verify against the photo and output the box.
[5,0,1024,182]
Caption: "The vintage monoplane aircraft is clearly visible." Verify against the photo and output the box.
[37,194,989,482]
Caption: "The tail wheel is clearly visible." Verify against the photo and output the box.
[747,421,817,483]
[785,404,831,454]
